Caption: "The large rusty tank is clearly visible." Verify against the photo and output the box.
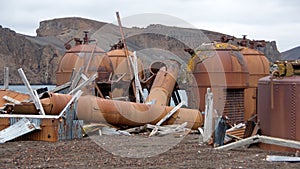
[257,75,300,152]
[56,34,112,86]
[192,43,249,124]
[95,44,145,101]
[241,47,270,120]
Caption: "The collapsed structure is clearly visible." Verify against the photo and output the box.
[0,14,299,154]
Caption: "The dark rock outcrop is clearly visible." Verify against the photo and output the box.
[0,26,64,84]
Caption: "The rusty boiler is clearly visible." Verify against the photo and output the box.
[258,75,300,152]
[192,43,249,124]
[56,32,112,86]
[97,48,145,100]
[241,47,270,120]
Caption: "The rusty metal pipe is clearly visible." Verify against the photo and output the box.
[146,60,180,106]
[12,92,73,115]
[77,95,203,130]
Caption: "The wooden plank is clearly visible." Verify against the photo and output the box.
[68,73,97,95]
[148,122,188,137]
[266,155,300,162]
[50,81,71,93]
[84,44,97,74]
[128,51,145,102]
[17,68,45,115]
[214,135,260,151]
[69,67,84,92]
[3,95,21,104]
[33,90,45,115]
[203,88,214,143]
[215,135,300,151]
[259,135,300,150]
[58,90,83,118]
[3,67,9,90]
[156,101,185,126]
[0,114,61,119]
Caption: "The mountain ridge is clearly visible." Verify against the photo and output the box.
[0,17,282,84]
[281,46,300,60]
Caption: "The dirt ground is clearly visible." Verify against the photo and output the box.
[0,133,299,169]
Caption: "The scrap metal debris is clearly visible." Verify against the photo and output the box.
[0,117,40,143]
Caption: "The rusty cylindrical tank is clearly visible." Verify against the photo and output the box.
[192,43,249,124]
[77,95,203,130]
[241,47,270,121]
[56,44,112,85]
[257,75,300,152]
[100,49,144,99]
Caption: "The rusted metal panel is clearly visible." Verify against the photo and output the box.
[257,75,300,152]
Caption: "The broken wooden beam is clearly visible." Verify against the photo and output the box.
[69,67,84,92]
[18,68,45,115]
[156,101,185,126]
[3,95,21,104]
[215,135,300,151]
[203,88,214,143]
[68,73,97,95]
[50,81,72,93]
[259,135,300,150]
[266,155,300,162]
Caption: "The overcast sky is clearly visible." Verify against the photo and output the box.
[0,0,299,52]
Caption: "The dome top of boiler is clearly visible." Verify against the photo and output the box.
[66,44,105,53]
[195,42,241,51]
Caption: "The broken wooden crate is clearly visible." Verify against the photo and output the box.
[0,91,83,143]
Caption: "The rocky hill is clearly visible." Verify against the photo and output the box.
[0,26,65,84]
[0,17,281,84]
[281,46,300,60]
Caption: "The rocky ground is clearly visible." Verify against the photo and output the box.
[0,133,299,169]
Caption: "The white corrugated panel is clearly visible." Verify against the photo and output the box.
[0,117,40,143]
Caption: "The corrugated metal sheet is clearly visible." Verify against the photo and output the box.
[0,118,40,143]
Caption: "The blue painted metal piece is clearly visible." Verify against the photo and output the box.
[214,116,229,147]
[58,98,83,140]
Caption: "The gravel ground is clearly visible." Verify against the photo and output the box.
[0,134,299,169]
